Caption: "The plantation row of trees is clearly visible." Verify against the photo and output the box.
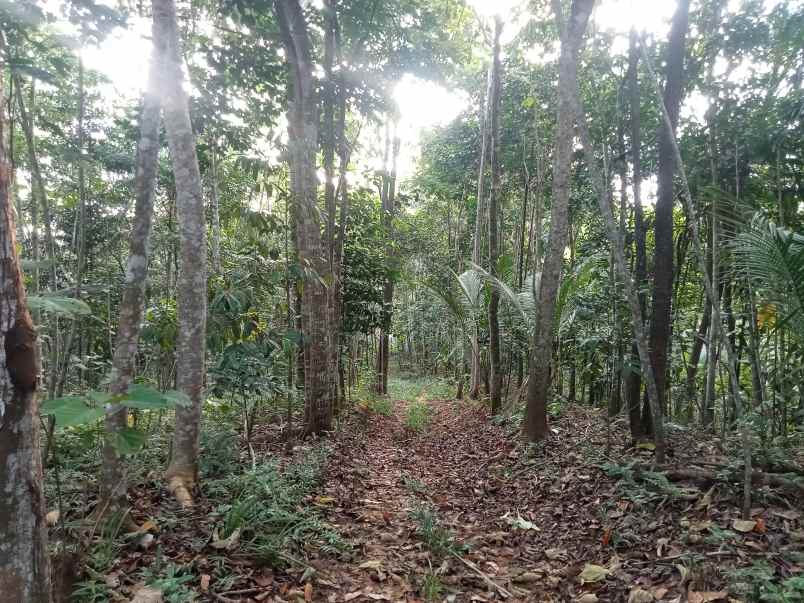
[405,0,803,472]
[0,0,802,598]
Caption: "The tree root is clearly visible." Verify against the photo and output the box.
[166,474,195,508]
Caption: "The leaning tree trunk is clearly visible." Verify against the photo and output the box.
[524,0,594,442]
[646,0,690,421]
[0,64,52,603]
[487,16,503,412]
[568,67,667,465]
[100,25,162,514]
[275,0,335,434]
[155,0,209,508]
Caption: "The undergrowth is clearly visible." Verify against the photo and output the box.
[409,503,465,558]
[206,445,349,565]
[405,400,432,431]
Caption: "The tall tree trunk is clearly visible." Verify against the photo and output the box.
[377,121,399,395]
[470,68,493,400]
[0,64,52,602]
[101,26,162,513]
[487,16,503,413]
[647,0,690,418]
[524,0,594,442]
[275,0,334,434]
[156,0,209,507]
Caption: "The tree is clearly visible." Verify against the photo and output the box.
[523,0,594,442]
[274,0,335,434]
[487,16,503,412]
[646,0,690,421]
[0,54,52,602]
[156,0,209,507]
[100,13,162,513]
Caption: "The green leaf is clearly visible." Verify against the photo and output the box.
[162,390,191,408]
[28,295,92,317]
[124,384,172,410]
[113,427,147,454]
[41,396,104,428]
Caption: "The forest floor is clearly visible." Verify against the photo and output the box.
[96,378,804,603]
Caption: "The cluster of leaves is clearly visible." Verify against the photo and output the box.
[41,384,190,454]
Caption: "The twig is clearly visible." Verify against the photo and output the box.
[452,552,512,599]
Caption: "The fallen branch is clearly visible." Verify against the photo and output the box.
[634,464,804,497]
[453,553,512,599]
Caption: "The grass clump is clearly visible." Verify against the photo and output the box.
[409,503,464,558]
[206,446,348,566]
[365,397,394,416]
[421,571,444,601]
[405,401,431,432]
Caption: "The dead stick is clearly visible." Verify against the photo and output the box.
[453,553,512,599]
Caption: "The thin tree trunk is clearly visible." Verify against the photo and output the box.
[625,29,648,440]
[101,27,162,514]
[524,0,594,442]
[156,0,208,507]
[0,63,52,602]
[470,67,493,400]
[639,34,748,499]
[647,0,690,419]
[487,16,503,412]
[209,147,222,274]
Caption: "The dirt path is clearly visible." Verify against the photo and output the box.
[315,397,590,602]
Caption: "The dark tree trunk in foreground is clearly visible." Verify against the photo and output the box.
[101,25,162,513]
[524,0,594,442]
[275,0,335,433]
[0,65,52,602]
[488,16,503,413]
[156,0,209,507]
[647,0,690,419]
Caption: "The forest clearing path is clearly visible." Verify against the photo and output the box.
[311,392,803,603]
[315,396,616,602]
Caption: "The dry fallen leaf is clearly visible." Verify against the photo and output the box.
[578,564,609,584]
[732,519,757,533]
[627,587,654,603]
[130,586,163,603]
[210,527,241,550]
[576,594,599,603]
[688,590,728,603]
[304,582,313,602]
[199,574,210,592]
[359,560,383,569]
[344,592,363,602]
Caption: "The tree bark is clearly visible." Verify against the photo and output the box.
[487,16,503,413]
[155,0,209,507]
[470,67,493,400]
[524,0,594,442]
[647,0,690,417]
[625,29,649,440]
[101,25,162,513]
[275,0,335,434]
[0,63,52,602]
